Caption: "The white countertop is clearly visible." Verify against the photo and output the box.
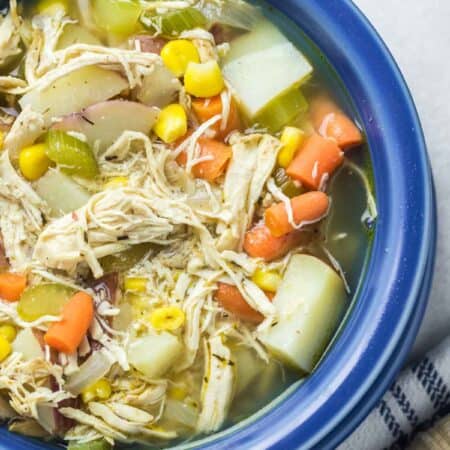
[352,0,450,361]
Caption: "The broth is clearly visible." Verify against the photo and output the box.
[0,1,375,449]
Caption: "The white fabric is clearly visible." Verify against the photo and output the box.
[340,337,450,450]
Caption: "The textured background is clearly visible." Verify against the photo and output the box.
[352,0,450,362]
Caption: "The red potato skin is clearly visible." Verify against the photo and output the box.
[0,232,8,271]
[133,35,167,54]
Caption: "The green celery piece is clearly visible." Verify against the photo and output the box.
[67,439,112,450]
[254,88,309,133]
[93,0,142,35]
[100,244,153,273]
[17,283,75,322]
[46,130,99,179]
[142,7,207,36]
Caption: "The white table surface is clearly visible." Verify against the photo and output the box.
[351,0,450,361]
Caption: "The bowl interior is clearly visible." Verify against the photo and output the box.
[0,1,435,450]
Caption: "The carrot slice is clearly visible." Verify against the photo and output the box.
[244,223,304,262]
[215,283,264,324]
[44,292,94,354]
[265,192,330,238]
[0,273,27,302]
[193,138,232,181]
[192,95,241,141]
[177,137,232,182]
[311,96,363,150]
[286,134,344,190]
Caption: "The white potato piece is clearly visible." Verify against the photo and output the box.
[258,255,347,374]
[57,24,102,49]
[136,62,181,109]
[52,100,159,152]
[222,20,312,117]
[127,332,182,379]
[13,328,44,361]
[34,169,91,216]
[19,66,128,125]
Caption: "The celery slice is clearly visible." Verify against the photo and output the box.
[93,0,142,35]
[141,7,207,37]
[99,244,153,273]
[46,131,99,179]
[68,440,111,450]
[17,283,75,322]
[254,88,308,133]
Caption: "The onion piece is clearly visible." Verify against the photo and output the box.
[66,349,113,395]
[163,399,198,429]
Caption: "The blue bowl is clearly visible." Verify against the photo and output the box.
[0,0,436,449]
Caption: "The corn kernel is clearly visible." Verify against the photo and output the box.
[184,61,225,98]
[104,176,128,189]
[154,104,188,144]
[150,306,185,331]
[19,143,51,181]
[168,385,187,401]
[0,336,11,363]
[37,0,68,14]
[124,277,147,293]
[81,378,112,403]
[252,269,282,293]
[161,40,200,78]
[0,132,5,152]
[0,325,16,343]
[278,127,305,168]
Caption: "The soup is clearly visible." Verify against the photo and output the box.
[0,0,375,449]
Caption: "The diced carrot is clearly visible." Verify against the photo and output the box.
[215,283,264,324]
[286,134,344,190]
[44,292,94,354]
[0,273,27,302]
[192,95,241,140]
[265,192,330,238]
[244,223,304,262]
[177,137,232,182]
[193,138,232,181]
[310,96,363,150]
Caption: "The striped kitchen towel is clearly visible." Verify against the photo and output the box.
[339,336,450,450]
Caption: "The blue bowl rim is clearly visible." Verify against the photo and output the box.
[0,1,436,450]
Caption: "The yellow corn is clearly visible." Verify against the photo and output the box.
[104,176,128,189]
[168,385,188,401]
[124,277,147,293]
[161,40,200,78]
[19,143,51,181]
[0,131,5,152]
[0,325,16,343]
[81,378,112,403]
[153,104,188,144]
[0,336,11,363]
[252,268,282,293]
[150,306,185,331]
[278,127,305,168]
[184,61,225,98]
[37,0,68,14]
